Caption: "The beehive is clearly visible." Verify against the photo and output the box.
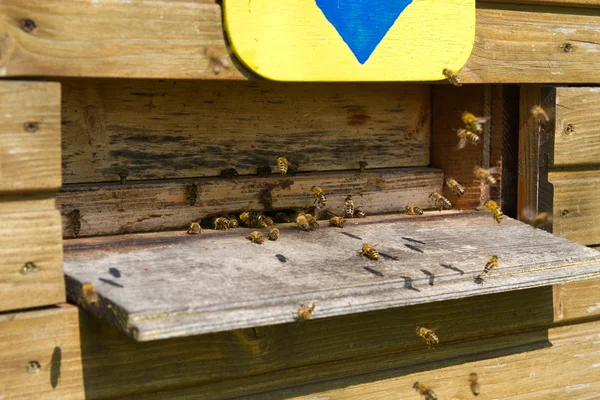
[1,1,600,399]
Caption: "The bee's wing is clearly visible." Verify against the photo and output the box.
[476,116,491,123]
[487,166,501,174]
[521,206,537,223]
[456,138,468,150]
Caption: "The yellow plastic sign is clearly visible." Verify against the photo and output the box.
[224,0,475,82]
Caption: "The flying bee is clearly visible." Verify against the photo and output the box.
[462,111,489,134]
[188,183,199,206]
[416,326,439,349]
[484,199,503,223]
[276,156,290,175]
[82,281,99,306]
[306,214,319,230]
[469,373,480,396]
[65,209,84,237]
[353,209,366,218]
[443,68,462,87]
[268,228,280,241]
[296,213,311,231]
[275,212,293,223]
[246,231,265,244]
[260,188,274,210]
[531,105,550,122]
[457,128,481,149]
[311,185,327,207]
[344,196,355,218]
[473,166,499,186]
[361,244,379,260]
[406,205,424,215]
[446,178,465,196]
[296,302,316,321]
[213,217,231,231]
[329,216,346,228]
[220,168,239,178]
[359,161,368,173]
[522,207,552,229]
[413,382,438,400]
[187,222,202,234]
[483,255,499,275]
[429,192,452,211]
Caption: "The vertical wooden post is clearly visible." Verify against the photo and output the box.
[518,85,541,221]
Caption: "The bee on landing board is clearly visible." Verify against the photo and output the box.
[276,156,290,175]
[311,185,327,207]
[296,302,316,321]
[446,178,465,196]
[469,372,481,396]
[483,255,499,274]
[305,214,319,230]
[405,205,424,215]
[484,200,503,223]
[413,382,438,400]
[462,111,489,135]
[429,192,452,211]
[82,281,98,306]
[246,231,265,244]
[361,244,379,260]
[65,209,84,237]
[296,212,311,231]
[188,183,199,206]
[268,228,280,241]
[187,222,202,234]
[416,326,439,349]
[473,166,499,187]
[225,215,239,229]
[442,68,462,87]
[213,217,231,231]
[329,216,346,228]
[353,209,366,218]
[344,196,355,218]
[220,168,239,178]
[457,128,481,149]
[531,105,550,122]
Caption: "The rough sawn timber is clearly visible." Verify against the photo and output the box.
[63,213,600,341]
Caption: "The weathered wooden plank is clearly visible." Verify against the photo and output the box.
[60,79,430,184]
[63,213,600,341]
[57,168,442,238]
[548,170,600,245]
[246,321,600,400]
[554,278,600,322]
[0,305,84,400]
[0,0,243,79]
[0,209,64,312]
[496,0,600,7]
[518,85,541,222]
[0,81,61,192]
[553,87,600,167]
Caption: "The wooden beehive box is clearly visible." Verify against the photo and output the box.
[1,1,600,399]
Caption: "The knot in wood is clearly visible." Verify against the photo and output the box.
[19,19,37,33]
[23,121,39,133]
[564,123,575,135]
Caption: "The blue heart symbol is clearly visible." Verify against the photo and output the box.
[316,0,413,64]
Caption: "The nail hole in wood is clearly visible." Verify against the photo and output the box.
[564,123,575,135]
[19,19,37,33]
[561,42,573,53]
[23,121,39,133]
[27,361,41,374]
[561,209,570,217]
[21,262,38,275]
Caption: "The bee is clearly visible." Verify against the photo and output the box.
[429,192,452,211]
[268,228,280,241]
[531,105,550,122]
[213,217,231,231]
[522,207,552,229]
[413,382,438,400]
[250,219,269,229]
[462,111,489,134]
[187,222,202,234]
[484,199,503,223]
[311,185,327,207]
[264,217,275,226]
[457,128,481,149]
[275,212,293,223]
[246,231,265,244]
[82,281,98,306]
[361,244,379,260]
[405,205,424,215]
[260,188,274,210]
[329,216,346,228]
[416,326,439,349]
[442,68,462,87]
[256,165,272,178]
[306,214,319,230]
[188,183,199,206]
[483,255,499,274]
[240,211,267,228]
[277,156,290,175]
[296,213,311,231]
[119,172,128,185]
[473,166,499,186]
[344,196,355,218]
[446,178,465,196]
[469,373,480,396]
[353,209,366,218]
[359,160,368,173]
[220,168,239,178]
[296,302,316,321]
[66,209,84,237]
[225,215,239,228]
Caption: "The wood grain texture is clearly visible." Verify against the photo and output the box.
[75,286,556,400]
[548,170,600,245]
[518,85,541,222]
[0,0,243,79]
[0,305,84,400]
[60,79,430,184]
[554,278,600,322]
[63,213,600,341]
[553,87,600,167]
[0,81,61,192]
[248,321,600,400]
[500,85,520,218]
[0,209,65,312]
[57,168,442,238]
[496,0,600,7]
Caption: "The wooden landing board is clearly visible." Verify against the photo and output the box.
[60,79,430,184]
[63,213,600,341]
[0,81,61,192]
[57,167,442,238]
[224,0,475,81]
